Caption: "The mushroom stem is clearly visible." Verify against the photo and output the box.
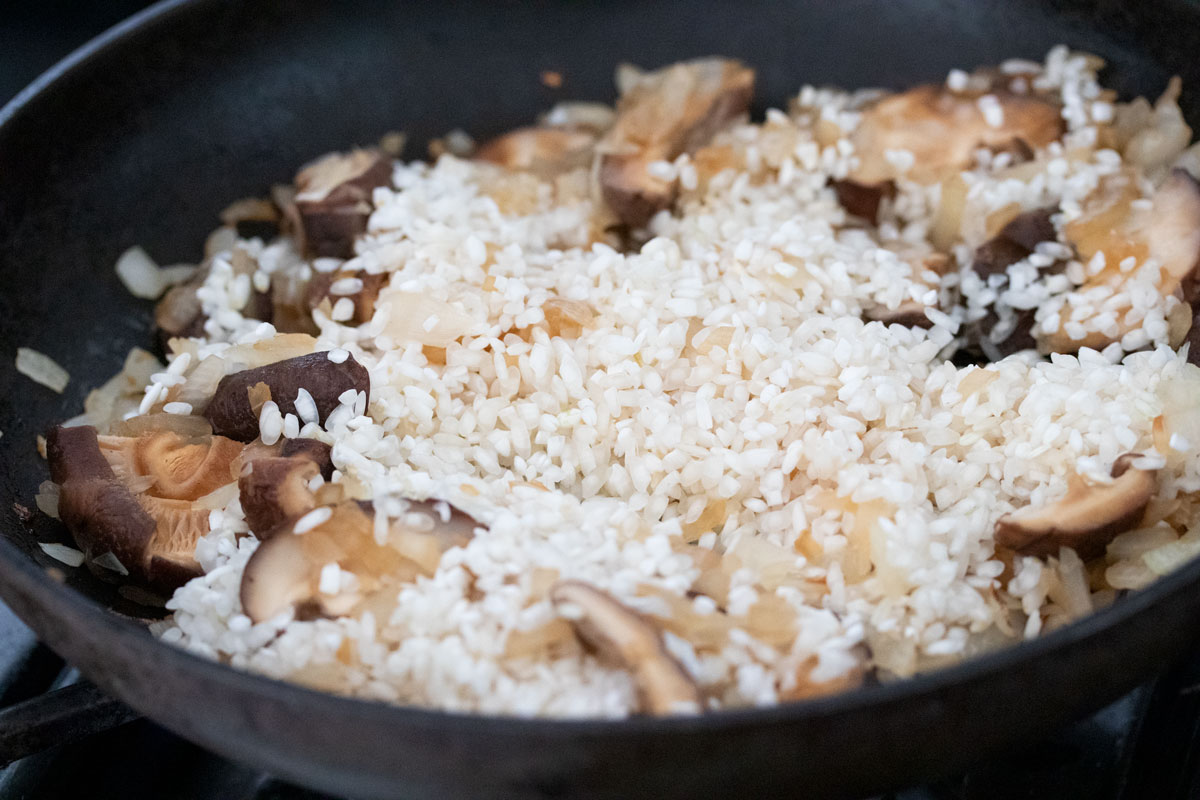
[551,580,702,715]
[994,453,1158,559]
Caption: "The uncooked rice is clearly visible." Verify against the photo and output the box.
[47,47,1200,717]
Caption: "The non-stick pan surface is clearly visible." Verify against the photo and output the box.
[3,1,1200,797]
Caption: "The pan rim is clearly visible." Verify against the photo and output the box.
[1,0,1199,740]
[4,524,1200,735]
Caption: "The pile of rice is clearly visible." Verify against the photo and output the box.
[63,47,1200,717]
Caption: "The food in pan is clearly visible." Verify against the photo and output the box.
[33,46,1200,717]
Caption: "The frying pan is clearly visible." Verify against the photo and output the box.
[2,1,1200,797]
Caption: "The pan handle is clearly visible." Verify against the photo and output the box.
[0,681,139,765]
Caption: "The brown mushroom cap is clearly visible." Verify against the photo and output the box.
[994,453,1158,560]
[830,178,896,226]
[550,580,702,715]
[850,85,1064,185]
[203,352,371,442]
[47,425,209,592]
[598,58,755,228]
[972,207,1059,278]
[291,149,392,259]
[239,498,483,623]
[238,526,317,624]
[866,300,935,329]
[476,127,598,175]
[304,270,389,326]
[280,437,334,479]
[238,456,321,537]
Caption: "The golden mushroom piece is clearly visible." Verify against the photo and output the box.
[47,424,243,592]
[551,580,702,716]
[849,85,1064,185]
[239,498,482,623]
[597,58,755,227]
[994,453,1158,560]
[96,429,242,501]
[1039,169,1200,354]
[476,126,599,175]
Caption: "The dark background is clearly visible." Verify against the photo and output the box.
[0,1,157,102]
[0,0,158,677]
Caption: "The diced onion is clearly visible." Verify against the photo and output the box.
[115,245,166,299]
[16,347,69,393]
[39,543,85,567]
[93,552,130,576]
[1144,536,1200,576]
[382,292,477,347]
[34,480,60,519]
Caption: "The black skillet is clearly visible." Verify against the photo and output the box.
[2,1,1200,797]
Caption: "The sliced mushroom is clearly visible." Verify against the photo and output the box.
[850,85,1064,185]
[972,207,1059,278]
[1040,169,1200,353]
[203,352,371,442]
[830,178,896,226]
[290,148,393,259]
[597,58,754,227]
[994,453,1158,559]
[219,197,282,241]
[269,267,321,336]
[550,580,702,715]
[280,437,334,479]
[47,425,214,592]
[95,430,242,501]
[967,206,1061,360]
[137,494,212,589]
[1184,309,1200,366]
[153,246,277,345]
[305,270,389,326]
[154,264,211,347]
[476,127,598,175]
[240,498,481,623]
[229,246,275,324]
[238,456,321,537]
